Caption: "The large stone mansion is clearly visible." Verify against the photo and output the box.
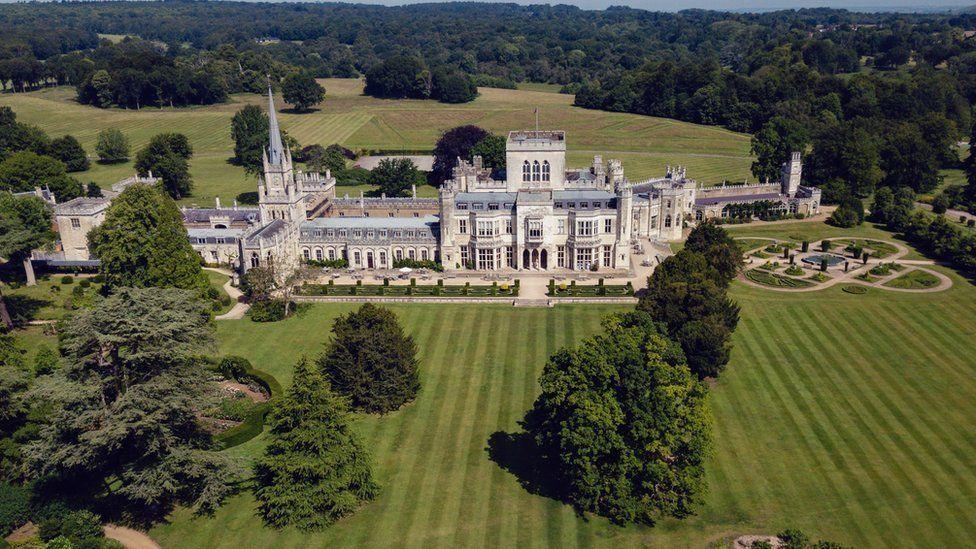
[49,89,820,278]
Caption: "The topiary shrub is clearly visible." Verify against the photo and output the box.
[842,285,868,294]
[60,276,73,285]
[218,356,251,380]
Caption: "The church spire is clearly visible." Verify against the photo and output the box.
[266,81,284,165]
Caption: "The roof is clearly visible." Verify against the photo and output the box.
[244,219,289,245]
[553,190,615,201]
[54,197,110,215]
[181,208,259,224]
[267,86,285,165]
[695,193,785,206]
[302,215,439,230]
[186,228,244,239]
[516,190,553,204]
[507,130,565,143]
[455,192,518,204]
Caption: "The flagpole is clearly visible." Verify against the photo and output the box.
[535,107,539,132]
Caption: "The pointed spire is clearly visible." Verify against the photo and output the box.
[267,79,284,165]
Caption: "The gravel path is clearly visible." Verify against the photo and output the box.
[205,267,250,320]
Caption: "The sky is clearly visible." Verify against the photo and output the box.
[0,0,970,11]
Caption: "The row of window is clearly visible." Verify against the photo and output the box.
[456,245,615,270]
[458,218,615,237]
[302,247,432,264]
[522,160,551,182]
[553,201,611,209]
[337,211,423,218]
[302,228,433,240]
[456,202,513,211]
[456,200,614,211]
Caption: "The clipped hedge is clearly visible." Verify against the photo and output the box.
[214,365,282,450]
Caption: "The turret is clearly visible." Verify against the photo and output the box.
[781,151,802,196]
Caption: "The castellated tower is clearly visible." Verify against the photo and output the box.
[781,151,802,196]
[258,86,306,226]
[438,182,458,269]
[615,181,633,269]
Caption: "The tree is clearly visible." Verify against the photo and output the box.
[25,288,239,518]
[95,128,130,164]
[47,135,89,173]
[964,123,976,208]
[470,134,506,173]
[230,104,269,175]
[253,358,378,530]
[638,250,740,378]
[880,124,940,193]
[828,194,865,228]
[367,158,425,197]
[0,106,50,160]
[304,144,346,174]
[282,71,325,112]
[521,311,711,525]
[431,68,477,104]
[135,133,193,199]
[364,56,431,100]
[0,151,82,201]
[432,125,490,183]
[88,184,209,292]
[683,221,741,286]
[750,117,808,183]
[805,123,881,199]
[0,192,54,326]
[317,303,420,414]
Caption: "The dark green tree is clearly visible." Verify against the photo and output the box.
[0,151,82,201]
[135,133,194,199]
[431,68,477,104]
[750,117,808,183]
[470,134,506,173]
[95,128,129,164]
[638,250,740,378]
[432,125,489,183]
[880,123,940,193]
[282,71,325,112]
[963,123,976,208]
[25,288,239,518]
[317,303,420,414]
[230,104,269,175]
[47,135,89,173]
[828,194,865,228]
[364,56,431,99]
[253,358,378,530]
[683,221,741,286]
[0,192,54,329]
[88,184,209,292]
[521,311,711,525]
[367,158,426,197]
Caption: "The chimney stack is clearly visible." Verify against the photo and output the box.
[411,185,417,199]
[215,197,221,209]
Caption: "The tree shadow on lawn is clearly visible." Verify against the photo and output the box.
[485,430,573,510]
[5,295,50,326]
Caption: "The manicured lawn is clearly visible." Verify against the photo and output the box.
[883,269,941,289]
[153,262,976,547]
[0,79,753,206]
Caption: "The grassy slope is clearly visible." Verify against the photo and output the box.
[152,230,976,547]
[0,79,753,207]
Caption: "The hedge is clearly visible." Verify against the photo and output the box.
[214,365,283,450]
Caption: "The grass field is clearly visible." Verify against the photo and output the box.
[148,235,976,547]
[0,79,753,207]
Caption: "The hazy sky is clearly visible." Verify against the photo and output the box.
[0,0,969,11]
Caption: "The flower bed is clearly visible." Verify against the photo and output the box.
[746,269,814,288]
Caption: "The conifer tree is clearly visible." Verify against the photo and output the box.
[254,358,378,530]
[317,303,420,414]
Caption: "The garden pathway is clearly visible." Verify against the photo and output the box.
[204,267,249,320]
[736,237,952,293]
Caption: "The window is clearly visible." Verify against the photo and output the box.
[472,203,484,210]
[506,246,513,267]
[380,230,387,238]
[505,219,513,234]
[576,220,595,236]
[303,249,310,260]
[354,251,361,266]
[413,212,419,217]
[477,220,496,237]
[579,202,588,208]
[575,247,592,270]
[557,246,565,268]
[421,248,429,261]
[554,202,563,209]
[477,247,495,270]
[460,246,468,265]
[315,248,323,261]
[70,218,81,229]
[557,219,565,234]
[389,212,395,217]
[457,203,468,210]
[532,160,541,182]
[395,249,403,261]
[603,245,611,267]
[542,160,550,181]
[250,253,259,268]
[379,251,387,267]
[666,200,672,209]
[458,219,467,234]
[522,161,531,182]
[528,220,543,239]
[604,219,613,234]
[408,249,416,260]
[664,215,672,228]
[488,203,499,211]
[328,248,336,260]
[364,212,370,217]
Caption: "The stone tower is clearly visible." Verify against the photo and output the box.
[615,181,633,269]
[438,182,458,269]
[781,151,802,196]
[258,86,306,226]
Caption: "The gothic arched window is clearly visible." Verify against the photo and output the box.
[532,160,541,182]
[542,161,550,182]
[250,252,259,268]
[522,161,531,182]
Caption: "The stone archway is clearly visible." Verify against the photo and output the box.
[540,249,548,270]
[531,249,539,269]
[522,249,530,270]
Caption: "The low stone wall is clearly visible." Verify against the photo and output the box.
[295,295,517,305]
